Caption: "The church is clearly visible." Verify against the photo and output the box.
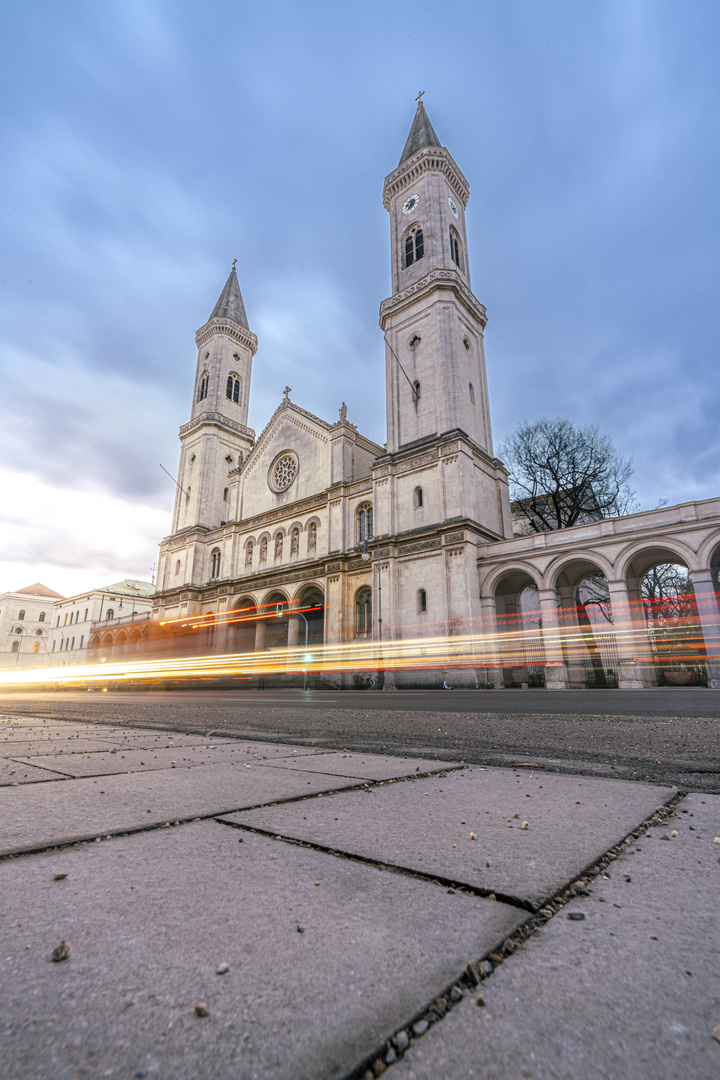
[152,101,720,690]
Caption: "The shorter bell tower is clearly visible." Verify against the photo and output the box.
[171,264,257,534]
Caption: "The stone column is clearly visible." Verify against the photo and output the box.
[538,588,567,689]
[692,569,720,689]
[287,615,300,649]
[253,617,266,653]
[556,585,585,688]
[606,579,649,688]
[479,594,503,689]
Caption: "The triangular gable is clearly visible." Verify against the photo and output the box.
[240,400,331,482]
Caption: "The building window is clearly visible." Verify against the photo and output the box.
[11,641,19,653]
[463,337,471,351]
[358,504,373,543]
[175,560,181,576]
[79,635,84,649]
[35,628,43,636]
[307,523,317,552]
[56,616,60,627]
[404,226,424,268]
[18,609,25,621]
[52,640,56,652]
[197,372,209,402]
[32,642,39,653]
[84,608,88,621]
[418,589,427,613]
[469,383,475,405]
[38,611,46,623]
[450,226,462,269]
[413,380,421,400]
[64,613,68,625]
[210,549,221,579]
[356,587,372,637]
[223,487,228,501]
[106,609,114,620]
[226,375,241,403]
[71,637,75,650]
[409,334,421,350]
[414,486,423,508]
[186,486,191,502]
[245,541,253,566]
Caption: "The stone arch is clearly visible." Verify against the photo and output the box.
[262,590,290,651]
[696,530,720,574]
[482,561,543,598]
[231,593,259,653]
[292,584,326,650]
[490,566,545,689]
[615,538,699,582]
[549,554,618,689]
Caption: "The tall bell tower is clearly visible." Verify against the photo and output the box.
[171,264,257,534]
[375,98,512,541]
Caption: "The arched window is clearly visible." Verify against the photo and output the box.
[35,628,43,636]
[210,549,221,579]
[31,642,39,654]
[418,589,427,614]
[469,383,475,405]
[175,560,181,576]
[291,527,300,555]
[84,608,89,621]
[106,609,114,620]
[14,626,22,634]
[414,486,423,509]
[197,372,209,402]
[38,611,46,623]
[409,334,421,350]
[358,504,373,543]
[245,541,253,566]
[223,487,228,501]
[356,587,372,637]
[18,609,25,621]
[449,226,462,269]
[413,380,421,400]
[308,522,317,552]
[64,614,68,625]
[79,635,84,649]
[186,486,191,502]
[463,337,471,352]
[11,641,19,653]
[56,616,60,627]
[226,374,241,404]
[52,640,56,652]
[404,226,424,268]
[71,637,75,650]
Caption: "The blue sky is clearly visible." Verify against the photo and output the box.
[1,0,719,595]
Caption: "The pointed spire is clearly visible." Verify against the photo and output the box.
[209,262,249,329]
[399,95,442,165]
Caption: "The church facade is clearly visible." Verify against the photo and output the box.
[152,102,720,689]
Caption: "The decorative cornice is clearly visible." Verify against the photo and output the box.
[195,317,258,355]
[179,413,255,440]
[379,269,487,329]
[383,146,469,210]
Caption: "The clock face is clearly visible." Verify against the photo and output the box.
[448,197,459,219]
[402,193,420,215]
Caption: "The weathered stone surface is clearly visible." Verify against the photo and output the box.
[225,767,675,905]
[259,750,461,782]
[0,821,524,1080]
[399,793,720,1080]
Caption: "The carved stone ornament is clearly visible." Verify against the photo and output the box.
[268,451,299,493]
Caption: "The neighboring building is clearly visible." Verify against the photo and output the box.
[511,487,603,537]
[149,99,720,690]
[0,583,65,668]
[48,580,154,665]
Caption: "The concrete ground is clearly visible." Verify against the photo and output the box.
[0,702,719,1078]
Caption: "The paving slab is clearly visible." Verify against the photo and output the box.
[0,759,71,785]
[9,743,267,778]
[0,821,526,1080]
[259,750,462,781]
[224,767,676,907]
[0,761,371,856]
[2,737,130,756]
[397,792,720,1080]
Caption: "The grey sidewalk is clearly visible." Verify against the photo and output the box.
[0,713,718,1079]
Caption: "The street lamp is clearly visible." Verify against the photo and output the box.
[276,603,310,691]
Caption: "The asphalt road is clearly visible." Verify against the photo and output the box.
[2,687,719,793]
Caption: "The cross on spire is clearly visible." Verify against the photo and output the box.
[415,90,424,106]
[231,258,237,270]
[283,386,291,401]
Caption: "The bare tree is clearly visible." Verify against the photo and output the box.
[500,418,636,533]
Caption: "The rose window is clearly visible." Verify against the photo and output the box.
[270,452,298,492]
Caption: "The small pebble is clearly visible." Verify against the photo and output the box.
[384,1046,397,1065]
[470,832,476,840]
[412,1020,429,1036]
[567,912,585,921]
[450,987,463,1002]
[476,993,485,1007]
[297,924,305,934]
[712,1024,720,1044]
[50,939,71,962]
[216,962,229,975]
[195,1002,210,1017]
[394,1029,410,1051]
[53,873,68,881]
[671,830,678,837]
[521,821,529,830]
